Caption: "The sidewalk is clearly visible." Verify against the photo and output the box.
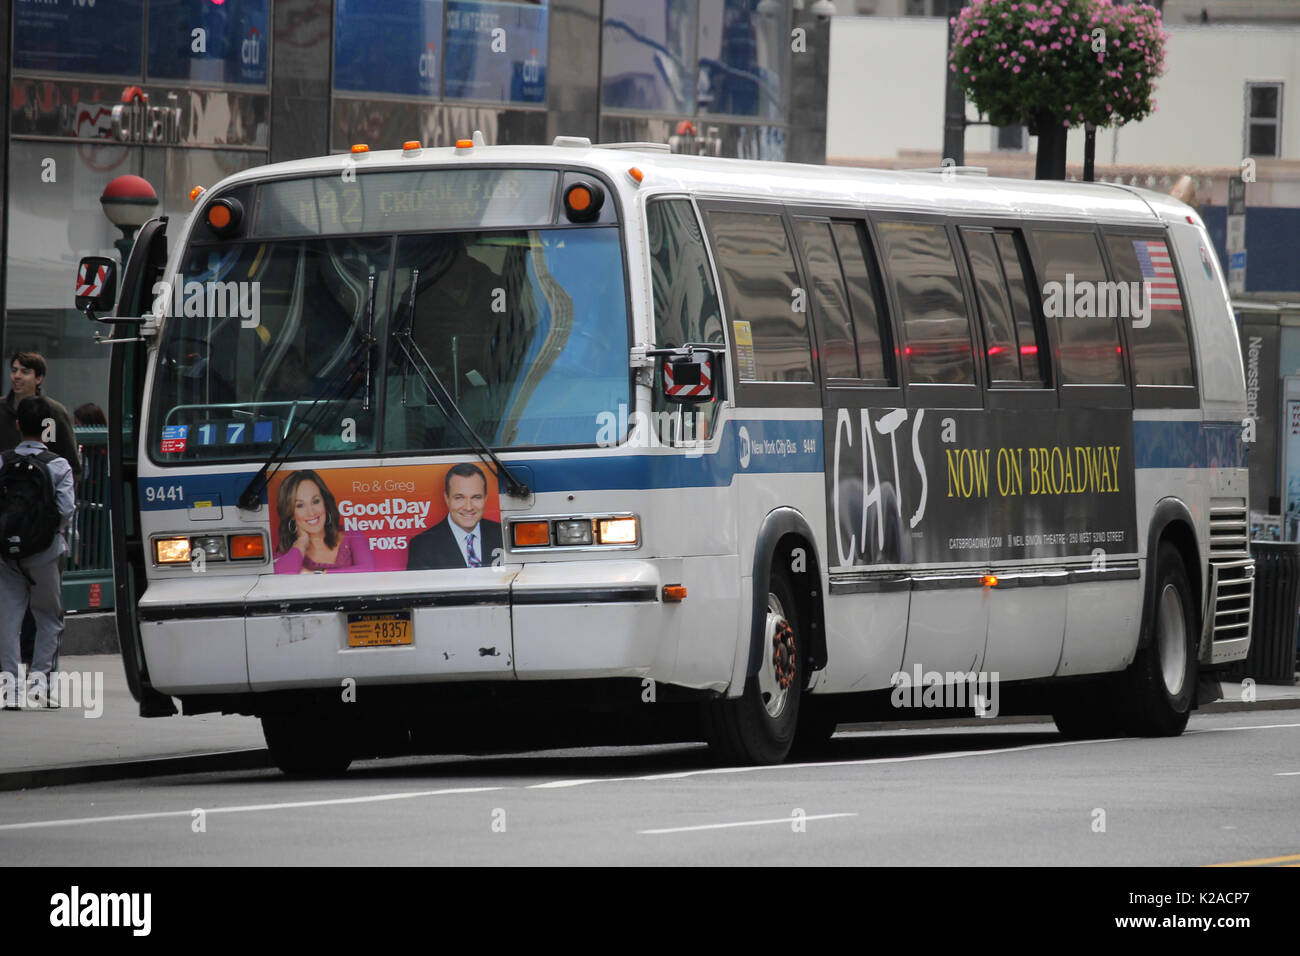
[0,655,269,791]
[1,656,1297,791]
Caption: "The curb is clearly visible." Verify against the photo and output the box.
[0,749,273,793]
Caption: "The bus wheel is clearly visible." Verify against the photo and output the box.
[1123,543,1197,736]
[262,712,355,777]
[704,570,803,765]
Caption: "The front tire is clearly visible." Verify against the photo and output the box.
[1123,543,1197,736]
[704,570,803,765]
[262,711,355,777]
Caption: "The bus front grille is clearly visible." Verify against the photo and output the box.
[1207,503,1253,644]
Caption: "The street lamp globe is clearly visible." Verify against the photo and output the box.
[100,174,159,261]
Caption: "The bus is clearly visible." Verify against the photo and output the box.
[76,136,1254,775]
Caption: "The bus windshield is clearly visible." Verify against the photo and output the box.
[148,195,629,463]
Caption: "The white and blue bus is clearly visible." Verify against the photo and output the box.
[78,137,1253,774]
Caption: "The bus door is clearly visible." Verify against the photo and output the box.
[788,208,910,693]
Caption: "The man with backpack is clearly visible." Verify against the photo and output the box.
[0,396,75,709]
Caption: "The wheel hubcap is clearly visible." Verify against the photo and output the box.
[757,592,795,719]
[1156,582,1187,697]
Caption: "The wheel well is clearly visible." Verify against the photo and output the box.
[771,531,827,675]
[1157,520,1202,623]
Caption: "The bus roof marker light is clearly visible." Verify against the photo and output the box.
[455,138,474,149]
[403,140,422,153]
[350,144,369,154]
[564,181,605,222]
[189,185,205,203]
[627,167,644,184]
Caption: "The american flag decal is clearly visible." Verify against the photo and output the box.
[1133,240,1183,311]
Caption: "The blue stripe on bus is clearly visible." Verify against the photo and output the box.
[1133,420,1246,470]
[137,416,1245,510]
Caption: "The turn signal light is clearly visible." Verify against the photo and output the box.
[154,537,191,564]
[512,521,551,547]
[982,574,999,588]
[229,534,265,560]
[205,198,243,235]
[663,585,687,603]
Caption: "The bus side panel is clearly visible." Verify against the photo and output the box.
[815,590,909,694]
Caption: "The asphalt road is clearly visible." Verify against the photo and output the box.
[2,710,1297,867]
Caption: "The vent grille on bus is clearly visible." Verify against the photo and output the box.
[1208,504,1253,643]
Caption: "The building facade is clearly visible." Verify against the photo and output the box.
[1,0,829,415]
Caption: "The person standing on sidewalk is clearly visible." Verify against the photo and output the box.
[1,352,81,670]
[0,397,76,709]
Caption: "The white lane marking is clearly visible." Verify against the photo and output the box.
[0,786,504,832]
[640,812,857,835]
[1275,772,1300,776]
[1189,722,1300,733]
[530,738,1114,790]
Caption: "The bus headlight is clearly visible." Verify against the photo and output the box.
[597,517,638,545]
[154,537,191,564]
[555,519,594,546]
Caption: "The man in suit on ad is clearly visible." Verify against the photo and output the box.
[407,462,503,570]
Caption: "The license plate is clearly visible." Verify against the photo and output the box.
[347,611,412,647]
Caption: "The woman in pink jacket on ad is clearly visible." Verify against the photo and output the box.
[273,469,375,574]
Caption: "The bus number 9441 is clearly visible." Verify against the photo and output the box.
[145,485,185,503]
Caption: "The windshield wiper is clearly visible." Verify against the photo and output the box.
[392,268,531,498]
[237,322,375,512]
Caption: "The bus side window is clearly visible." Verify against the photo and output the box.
[1103,232,1194,387]
[960,227,1048,386]
[830,220,893,384]
[646,198,724,440]
[874,219,975,386]
[794,219,859,380]
[1032,230,1125,386]
[705,208,814,384]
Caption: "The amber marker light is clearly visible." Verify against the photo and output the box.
[189,185,205,203]
[229,534,265,560]
[982,574,999,588]
[568,185,591,211]
[154,537,192,564]
[512,521,551,548]
[351,144,369,153]
[627,166,644,183]
[663,585,688,603]
[403,140,421,151]
[207,204,232,230]
[455,138,473,148]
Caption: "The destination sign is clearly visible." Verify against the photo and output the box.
[251,169,558,237]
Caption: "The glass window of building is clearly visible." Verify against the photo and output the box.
[13,0,144,76]
[1245,82,1283,158]
[697,0,788,120]
[334,0,446,98]
[602,0,697,114]
[147,0,270,86]
[443,0,548,104]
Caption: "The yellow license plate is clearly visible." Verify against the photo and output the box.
[347,612,413,647]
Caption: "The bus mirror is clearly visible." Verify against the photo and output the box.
[75,256,118,317]
[662,351,717,404]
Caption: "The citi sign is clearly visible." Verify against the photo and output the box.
[242,27,262,66]
[419,43,438,78]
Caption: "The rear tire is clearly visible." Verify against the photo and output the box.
[704,569,803,765]
[262,712,355,777]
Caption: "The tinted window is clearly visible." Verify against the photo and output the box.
[831,221,891,383]
[961,229,1020,382]
[876,220,974,386]
[996,231,1048,385]
[1033,230,1125,385]
[707,210,813,383]
[647,198,724,440]
[795,220,858,379]
[1105,234,1194,387]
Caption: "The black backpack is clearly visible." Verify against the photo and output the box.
[0,449,61,560]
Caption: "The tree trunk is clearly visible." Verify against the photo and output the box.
[1033,110,1068,180]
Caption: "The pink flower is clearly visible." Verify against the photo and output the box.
[1013,64,1021,72]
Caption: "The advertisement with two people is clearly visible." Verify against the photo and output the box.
[268,461,503,573]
